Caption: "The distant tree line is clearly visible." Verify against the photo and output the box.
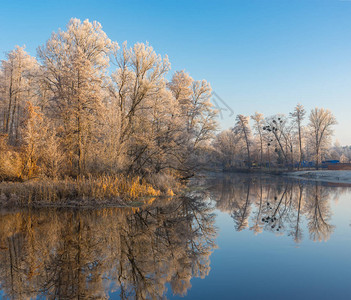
[213,104,341,169]
[0,18,218,181]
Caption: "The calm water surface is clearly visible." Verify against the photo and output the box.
[1,174,351,299]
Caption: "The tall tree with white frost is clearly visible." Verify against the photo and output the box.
[308,108,337,169]
[0,46,38,143]
[290,104,306,169]
[111,42,171,173]
[38,18,118,175]
[167,72,218,177]
[263,115,292,165]
[234,115,252,167]
[251,112,264,166]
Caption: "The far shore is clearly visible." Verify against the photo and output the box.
[283,170,351,185]
[221,167,351,185]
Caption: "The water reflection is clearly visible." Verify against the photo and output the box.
[209,174,350,243]
[1,174,350,299]
[0,196,216,299]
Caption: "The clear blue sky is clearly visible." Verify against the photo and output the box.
[1,0,351,144]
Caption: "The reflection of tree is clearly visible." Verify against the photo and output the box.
[250,179,265,235]
[231,179,252,231]
[0,196,216,299]
[290,184,304,243]
[211,176,253,231]
[305,185,334,242]
[209,174,340,244]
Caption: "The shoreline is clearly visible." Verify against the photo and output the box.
[221,168,351,185]
[0,175,176,208]
[282,170,351,185]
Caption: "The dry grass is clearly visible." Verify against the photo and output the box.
[0,135,23,181]
[0,175,173,207]
[0,150,23,181]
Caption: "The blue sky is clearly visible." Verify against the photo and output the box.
[1,0,351,144]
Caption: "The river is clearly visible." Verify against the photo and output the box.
[0,173,351,299]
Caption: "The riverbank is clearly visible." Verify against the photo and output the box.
[221,167,351,185]
[284,170,351,184]
[0,175,176,208]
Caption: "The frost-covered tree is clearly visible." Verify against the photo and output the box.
[110,42,173,173]
[0,46,38,144]
[290,104,306,169]
[263,115,294,166]
[38,18,118,175]
[308,108,337,168]
[213,129,242,168]
[234,115,252,167]
[167,73,218,177]
[251,112,265,165]
[168,70,193,106]
[0,18,218,180]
